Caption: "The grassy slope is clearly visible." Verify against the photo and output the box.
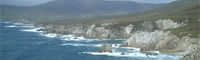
[92,0,200,24]
[40,0,200,25]
[97,4,200,38]
[39,0,200,37]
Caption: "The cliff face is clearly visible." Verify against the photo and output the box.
[37,19,185,39]
[180,43,200,60]
[37,19,199,59]
[38,23,133,39]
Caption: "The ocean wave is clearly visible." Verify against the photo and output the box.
[20,27,44,32]
[82,51,182,59]
[61,43,128,48]
[60,35,86,40]
[21,25,35,28]
[41,33,59,38]
[61,43,102,47]
[82,52,147,57]
[4,22,34,28]
[4,22,10,23]
[13,23,24,25]
[4,25,19,27]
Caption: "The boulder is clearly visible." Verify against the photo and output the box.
[100,43,112,53]
[146,51,159,56]
[121,52,128,55]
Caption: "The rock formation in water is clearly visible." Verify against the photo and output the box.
[99,43,112,53]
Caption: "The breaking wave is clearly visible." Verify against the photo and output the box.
[83,50,182,59]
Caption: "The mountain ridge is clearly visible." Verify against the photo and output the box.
[0,0,163,16]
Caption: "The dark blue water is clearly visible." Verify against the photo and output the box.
[0,22,181,60]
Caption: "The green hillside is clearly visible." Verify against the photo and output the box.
[100,3,200,24]
[96,3,200,38]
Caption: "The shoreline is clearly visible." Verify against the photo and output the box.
[2,21,183,52]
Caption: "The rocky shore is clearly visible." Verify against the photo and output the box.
[35,19,199,60]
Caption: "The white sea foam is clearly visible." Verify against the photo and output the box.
[119,47,141,52]
[13,23,24,25]
[42,33,58,38]
[20,27,43,32]
[59,35,98,42]
[82,52,147,57]
[20,25,35,28]
[83,51,182,59]
[4,25,19,27]
[61,43,126,48]
[60,35,125,42]
[4,22,35,28]
[61,43,102,47]
[4,22,10,23]
[61,35,86,40]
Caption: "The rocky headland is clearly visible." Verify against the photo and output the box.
[35,19,199,60]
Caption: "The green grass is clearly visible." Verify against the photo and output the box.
[169,19,200,38]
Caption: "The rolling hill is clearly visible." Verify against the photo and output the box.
[0,0,163,18]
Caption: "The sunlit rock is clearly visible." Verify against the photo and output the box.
[142,21,154,31]
[123,24,133,34]
[180,44,200,60]
[156,19,183,29]
[125,30,169,49]
[99,43,112,53]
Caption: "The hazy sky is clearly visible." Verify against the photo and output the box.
[105,0,176,3]
[0,0,176,6]
[0,0,53,6]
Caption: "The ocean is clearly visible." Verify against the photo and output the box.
[0,21,181,60]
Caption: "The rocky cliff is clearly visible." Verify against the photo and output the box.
[36,19,199,59]
[37,19,180,39]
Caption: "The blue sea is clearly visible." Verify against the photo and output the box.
[0,21,182,60]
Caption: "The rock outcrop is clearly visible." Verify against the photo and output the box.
[156,19,183,29]
[99,43,112,53]
[180,39,200,60]
[37,19,184,40]
[124,30,169,50]
[36,19,199,60]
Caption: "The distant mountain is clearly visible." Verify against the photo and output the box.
[95,0,200,23]
[0,0,163,17]
[123,0,200,16]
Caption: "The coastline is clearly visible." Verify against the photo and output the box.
[2,20,199,60]
[0,21,185,58]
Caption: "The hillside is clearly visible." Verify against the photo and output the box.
[0,0,163,22]
[96,3,200,38]
[40,0,200,38]
[98,3,200,24]
[122,0,200,17]
[41,0,200,24]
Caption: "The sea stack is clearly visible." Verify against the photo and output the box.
[100,43,112,53]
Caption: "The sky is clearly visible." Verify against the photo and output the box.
[0,0,54,6]
[105,0,176,4]
[0,0,176,6]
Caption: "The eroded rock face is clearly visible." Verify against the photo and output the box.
[39,23,134,39]
[142,21,154,31]
[155,33,180,50]
[120,19,187,51]
[180,44,200,60]
[123,31,195,51]
[100,43,112,53]
[156,19,183,29]
[123,24,133,34]
[38,19,184,40]
[125,30,169,49]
